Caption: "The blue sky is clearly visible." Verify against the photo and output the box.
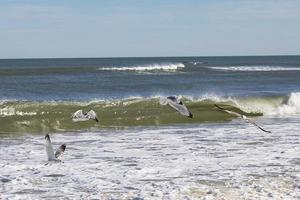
[0,0,300,58]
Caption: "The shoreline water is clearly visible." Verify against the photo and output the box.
[1,121,299,199]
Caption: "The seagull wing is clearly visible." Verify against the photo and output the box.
[72,110,89,122]
[167,96,181,104]
[168,100,193,118]
[86,110,99,122]
[72,109,84,118]
[159,97,168,105]
[45,134,56,161]
[246,118,272,133]
[55,144,66,158]
[225,110,242,118]
[214,104,241,117]
[215,105,271,133]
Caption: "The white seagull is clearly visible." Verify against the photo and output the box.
[160,96,193,118]
[45,134,66,161]
[72,110,99,122]
[214,104,271,133]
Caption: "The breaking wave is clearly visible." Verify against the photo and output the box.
[98,63,185,71]
[0,92,299,134]
[268,92,300,115]
[209,65,300,72]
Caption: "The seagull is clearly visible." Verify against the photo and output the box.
[160,96,193,118]
[72,110,99,122]
[214,104,271,133]
[45,134,66,162]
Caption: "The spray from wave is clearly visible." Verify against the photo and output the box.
[268,92,300,115]
[209,66,300,72]
[98,63,185,72]
[217,92,300,116]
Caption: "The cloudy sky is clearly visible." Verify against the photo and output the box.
[0,0,299,58]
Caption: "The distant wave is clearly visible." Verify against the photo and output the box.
[98,63,185,71]
[209,65,300,72]
[185,61,204,65]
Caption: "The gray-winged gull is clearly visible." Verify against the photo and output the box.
[214,104,271,133]
[160,96,193,118]
[45,134,66,162]
[72,110,99,122]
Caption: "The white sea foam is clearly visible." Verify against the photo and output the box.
[268,92,300,116]
[0,121,299,199]
[98,63,185,71]
[210,65,300,71]
[189,91,300,117]
[191,93,234,103]
[0,106,37,117]
[228,92,300,117]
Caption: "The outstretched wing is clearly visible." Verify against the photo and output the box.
[159,97,168,105]
[167,96,181,104]
[214,104,241,118]
[72,110,89,122]
[215,105,271,133]
[45,134,56,161]
[168,100,193,118]
[247,119,272,133]
[86,110,99,122]
[55,144,66,158]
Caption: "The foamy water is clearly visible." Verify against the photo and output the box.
[1,118,299,199]
[209,66,300,71]
[230,92,300,116]
[98,63,185,71]
[271,92,300,115]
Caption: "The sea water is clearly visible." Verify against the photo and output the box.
[0,56,300,199]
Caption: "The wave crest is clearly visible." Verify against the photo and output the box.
[1,93,300,134]
[269,92,300,115]
[216,92,300,116]
[98,63,185,71]
[209,66,300,72]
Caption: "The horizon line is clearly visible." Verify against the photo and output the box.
[0,54,300,60]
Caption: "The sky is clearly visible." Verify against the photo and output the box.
[0,0,300,58]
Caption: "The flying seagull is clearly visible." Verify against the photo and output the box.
[45,134,66,161]
[72,110,99,122]
[214,104,271,133]
[160,96,193,118]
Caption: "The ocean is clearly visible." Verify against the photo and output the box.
[0,56,300,199]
